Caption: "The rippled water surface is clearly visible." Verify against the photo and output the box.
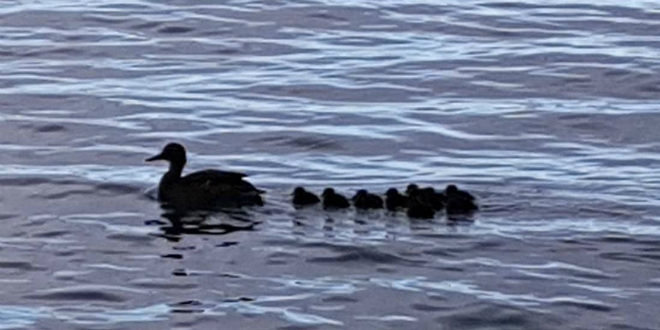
[1,0,660,329]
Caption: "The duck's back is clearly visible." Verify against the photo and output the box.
[445,189,477,215]
[160,169,263,209]
[182,169,248,186]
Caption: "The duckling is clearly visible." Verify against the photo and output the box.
[385,188,408,211]
[406,184,445,211]
[406,201,436,219]
[445,184,478,215]
[321,188,350,210]
[352,189,384,209]
[292,187,320,208]
[146,142,263,209]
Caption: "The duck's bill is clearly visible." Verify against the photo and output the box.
[145,153,164,162]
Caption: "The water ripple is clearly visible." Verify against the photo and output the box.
[1,0,660,328]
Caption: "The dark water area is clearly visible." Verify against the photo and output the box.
[1,0,660,329]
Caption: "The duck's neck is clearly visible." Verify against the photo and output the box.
[170,159,186,177]
[160,160,185,187]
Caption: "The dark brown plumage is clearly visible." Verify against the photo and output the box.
[406,184,445,211]
[385,188,408,211]
[292,187,320,208]
[406,203,435,219]
[146,143,263,209]
[445,184,478,215]
[321,188,350,210]
[352,189,384,209]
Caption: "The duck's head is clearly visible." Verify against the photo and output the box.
[146,143,187,164]
[292,186,306,195]
[386,188,399,197]
[421,187,436,194]
[445,184,458,194]
[322,188,335,197]
[406,184,419,195]
[352,189,367,201]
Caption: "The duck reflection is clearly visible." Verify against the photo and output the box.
[154,206,258,242]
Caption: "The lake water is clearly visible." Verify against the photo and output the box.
[1,1,660,329]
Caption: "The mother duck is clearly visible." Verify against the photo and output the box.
[146,143,264,209]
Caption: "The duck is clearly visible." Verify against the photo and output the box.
[406,184,445,211]
[444,184,478,215]
[292,187,320,208]
[146,142,264,209]
[351,189,384,209]
[321,188,350,210]
[385,188,408,211]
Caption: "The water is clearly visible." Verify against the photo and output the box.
[1,0,659,329]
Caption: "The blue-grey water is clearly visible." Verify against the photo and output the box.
[1,1,660,329]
